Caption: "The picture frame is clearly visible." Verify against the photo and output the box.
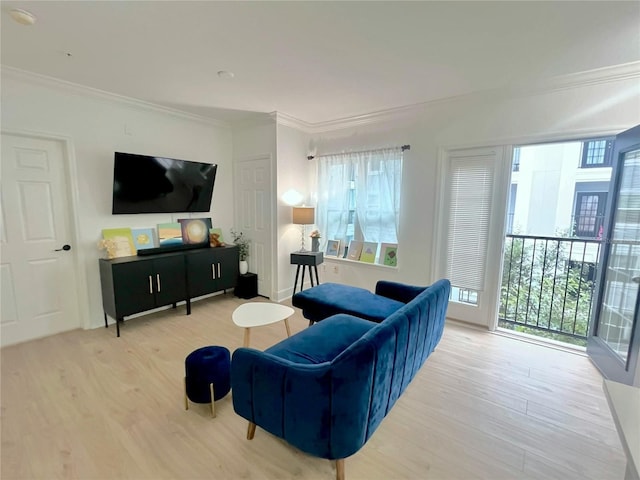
[101,227,136,258]
[347,240,363,261]
[359,242,378,263]
[157,222,183,247]
[131,227,156,252]
[379,243,398,267]
[325,240,340,257]
[178,217,212,245]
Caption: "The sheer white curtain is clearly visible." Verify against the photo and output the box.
[315,147,403,246]
[315,154,352,243]
[354,148,403,243]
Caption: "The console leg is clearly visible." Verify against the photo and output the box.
[104,312,108,328]
[293,265,301,294]
[309,266,315,287]
[314,265,320,285]
[116,317,121,337]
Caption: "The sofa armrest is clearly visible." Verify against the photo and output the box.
[375,280,427,303]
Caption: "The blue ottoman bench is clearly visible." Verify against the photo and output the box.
[184,346,231,417]
[292,281,427,325]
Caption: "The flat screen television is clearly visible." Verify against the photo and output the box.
[112,152,217,214]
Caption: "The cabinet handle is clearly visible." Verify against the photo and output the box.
[212,264,216,279]
[156,274,161,292]
[217,263,221,278]
[149,275,153,294]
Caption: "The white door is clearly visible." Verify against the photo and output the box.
[434,146,511,328]
[1,133,80,346]
[234,156,273,298]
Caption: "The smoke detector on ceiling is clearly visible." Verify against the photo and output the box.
[9,8,36,26]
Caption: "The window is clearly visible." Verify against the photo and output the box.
[315,148,403,255]
[581,139,613,168]
[573,191,607,238]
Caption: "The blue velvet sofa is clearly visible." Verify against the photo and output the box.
[231,279,451,480]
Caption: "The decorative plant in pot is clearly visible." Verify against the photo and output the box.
[231,229,250,274]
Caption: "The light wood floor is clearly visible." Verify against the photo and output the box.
[1,293,626,479]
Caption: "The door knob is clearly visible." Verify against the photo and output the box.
[55,244,71,252]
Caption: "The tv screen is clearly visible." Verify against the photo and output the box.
[112,152,217,214]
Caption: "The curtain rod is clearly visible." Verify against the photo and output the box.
[307,144,410,160]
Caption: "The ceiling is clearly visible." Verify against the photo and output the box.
[2,1,639,126]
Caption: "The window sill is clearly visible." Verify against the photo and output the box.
[324,256,397,270]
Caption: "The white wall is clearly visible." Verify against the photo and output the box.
[275,123,311,300]
[304,73,640,300]
[1,70,233,329]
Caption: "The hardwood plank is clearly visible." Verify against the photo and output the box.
[0,294,626,479]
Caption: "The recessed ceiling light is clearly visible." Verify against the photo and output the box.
[217,70,235,79]
[9,8,36,26]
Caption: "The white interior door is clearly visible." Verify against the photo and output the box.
[1,133,80,346]
[234,155,273,298]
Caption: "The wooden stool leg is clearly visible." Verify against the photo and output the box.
[336,459,345,480]
[284,318,291,337]
[184,377,188,410]
[243,328,251,347]
[210,383,216,418]
[247,422,256,440]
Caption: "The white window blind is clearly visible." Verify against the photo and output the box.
[446,157,495,291]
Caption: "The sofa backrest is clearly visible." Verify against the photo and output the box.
[330,278,451,446]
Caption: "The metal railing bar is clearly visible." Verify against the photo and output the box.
[574,241,588,335]
[525,238,537,326]
[560,240,574,333]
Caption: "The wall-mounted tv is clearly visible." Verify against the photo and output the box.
[112,152,217,214]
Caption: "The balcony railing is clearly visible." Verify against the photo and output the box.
[499,234,603,346]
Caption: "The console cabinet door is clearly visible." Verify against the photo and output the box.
[185,246,239,297]
[111,260,158,316]
[185,250,218,298]
[216,247,239,290]
[152,255,187,306]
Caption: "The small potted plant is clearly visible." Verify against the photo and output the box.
[231,229,250,274]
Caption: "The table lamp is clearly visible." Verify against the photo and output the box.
[292,206,315,252]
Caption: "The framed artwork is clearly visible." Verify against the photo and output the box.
[325,240,340,257]
[347,240,363,261]
[360,242,377,263]
[131,228,156,252]
[380,243,398,267]
[178,218,212,245]
[209,227,225,247]
[157,222,183,247]
[101,228,135,258]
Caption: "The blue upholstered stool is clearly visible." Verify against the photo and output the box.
[184,346,231,417]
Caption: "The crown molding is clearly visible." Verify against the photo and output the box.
[1,65,231,128]
[284,61,640,134]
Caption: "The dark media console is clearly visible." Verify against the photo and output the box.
[99,245,239,337]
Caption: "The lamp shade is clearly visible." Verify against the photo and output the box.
[292,206,315,225]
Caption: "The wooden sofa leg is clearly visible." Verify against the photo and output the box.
[247,422,256,440]
[336,459,345,480]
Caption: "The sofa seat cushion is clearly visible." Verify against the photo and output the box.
[292,282,405,323]
[266,314,376,365]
